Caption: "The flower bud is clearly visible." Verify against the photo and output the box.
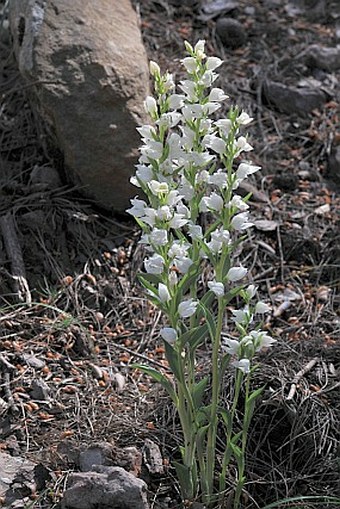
[149,60,160,77]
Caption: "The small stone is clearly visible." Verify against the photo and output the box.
[29,380,50,401]
[62,466,149,509]
[263,80,328,117]
[216,17,246,49]
[30,166,62,189]
[143,439,164,475]
[305,45,340,72]
[326,145,340,185]
[79,443,114,472]
[22,354,45,370]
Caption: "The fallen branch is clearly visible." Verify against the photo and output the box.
[0,212,31,305]
[286,358,319,401]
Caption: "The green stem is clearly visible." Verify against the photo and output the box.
[204,296,224,504]
[233,373,250,509]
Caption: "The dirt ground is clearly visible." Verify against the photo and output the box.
[0,0,339,508]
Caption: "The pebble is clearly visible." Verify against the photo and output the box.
[216,17,246,49]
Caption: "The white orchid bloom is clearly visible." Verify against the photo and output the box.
[200,192,224,212]
[182,56,198,73]
[206,57,223,71]
[255,301,271,314]
[223,338,240,355]
[158,283,171,303]
[232,358,250,373]
[178,299,198,318]
[144,96,158,116]
[144,254,165,274]
[245,284,257,299]
[227,266,248,282]
[209,88,229,102]
[237,111,253,125]
[148,180,169,196]
[160,327,178,345]
[208,280,225,297]
[231,212,253,231]
[150,229,168,246]
[236,162,261,180]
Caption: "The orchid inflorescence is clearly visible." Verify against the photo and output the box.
[127,40,276,508]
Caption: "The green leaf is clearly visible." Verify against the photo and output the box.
[220,408,232,433]
[173,462,194,499]
[163,341,182,380]
[247,386,265,404]
[179,323,209,350]
[178,263,200,295]
[137,274,161,294]
[199,303,216,341]
[260,496,340,509]
[131,364,176,402]
[192,376,209,409]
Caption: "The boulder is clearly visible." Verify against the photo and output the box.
[62,466,149,509]
[9,0,150,210]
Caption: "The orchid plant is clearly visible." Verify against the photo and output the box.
[127,40,276,508]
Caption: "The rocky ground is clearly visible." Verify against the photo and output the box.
[0,0,339,508]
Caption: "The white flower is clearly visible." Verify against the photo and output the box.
[150,229,168,246]
[140,140,163,161]
[231,307,250,324]
[142,207,156,227]
[135,164,153,183]
[166,190,183,207]
[228,195,249,211]
[208,280,225,297]
[250,330,276,352]
[188,224,203,240]
[227,266,248,282]
[179,80,197,101]
[215,118,232,136]
[175,256,193,274]
[144,254,165,274]
[194,39,206,58]
[199,70,217,86]
[160,327,177,345]
[200,192,224,212]
[157,112,182,128]
[137,125,157,140]
[223,338,240,355]
[231,212,253,231]
[206,56,223,71]
[164,73,175,91]
[209,88,228,102]
[169,213,188,229]
[245,284,257,299]
[148,180,169,196]
[236,162,261,180]
[255,301,271,314]
[144,96,157,116]
[149,60,160,77]
[232,358,250,373]
[203,134,226,154]
[168,242,189,259]
[169,271,178,288]
[178,299,198,318]
[158,283,171,303]
[234,136,253,154]
[181,56,198,73]
[126,197,147,218]
[155,206,172,221]
[237,111,253,125]
[168,94,186,110]
[208,170,228,189]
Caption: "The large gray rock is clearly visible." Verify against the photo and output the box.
[62,466,149,509]
[9,0,150,210]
